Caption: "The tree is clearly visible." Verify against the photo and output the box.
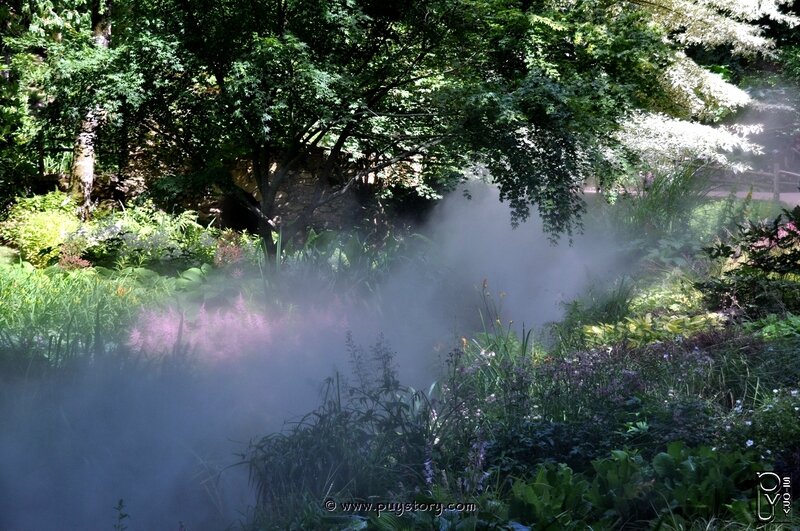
[2,1,145,217]
[70,0,111,219]
[609,0,799,173]
[0,2,42,209]
[3,0,795,256]
[122,0,672,259]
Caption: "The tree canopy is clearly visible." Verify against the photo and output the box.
[2,0,797,253]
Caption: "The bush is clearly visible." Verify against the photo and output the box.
[486,445,762,529]
[0,191,79,267]
[744,313,800,340]
[629,272,705,316]
[279,229,425,296]
[508,464,592,527]
[66,200,220,270]
[0,193,221,270]
[697,206,800,316]
[549,278,635,353]
[15,211,79,267]
[724,388,800,489]
[607,164,709,243]
[688,196,785,243]
[649,442,762,524]
[238,320,799,530]
[781,45,800,81]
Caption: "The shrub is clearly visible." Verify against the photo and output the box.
[16,211,79,267]
[688,195,746,243]
[727,388,800,488]
[630,272,705,316]
[744,313,800,340]
[0,190,76,224]
[508,464,592,527]
[213,230,245,267]
[0,191,79,267]
[688,196,784,243]
[238,321,794,530]
[608,164,709,243]
[482,445,763,529]
[781,45,800,81]
[549,278,634,353]
[280,229,432,294]
[649,442,763,523]
[65,200,220,270]
[114,202,214,266]
[698,206,800,316]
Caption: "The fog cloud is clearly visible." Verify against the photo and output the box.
[0,183,626,530]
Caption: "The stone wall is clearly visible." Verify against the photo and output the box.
[227,154,368,235]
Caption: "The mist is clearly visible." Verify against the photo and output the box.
[0,183,626,530]
[739,84,800,172]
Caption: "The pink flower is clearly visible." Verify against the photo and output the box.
[777,222,799,240]
[126,298,350,364]
[753,222,800,250]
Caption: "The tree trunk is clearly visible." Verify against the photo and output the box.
[258,211,278,265]
[70,2,110,220]
[37,131,45,181]
[71,107,102,219]
[252,146,278,266]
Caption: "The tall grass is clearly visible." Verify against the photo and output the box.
[0,263,167,372]
[549,277,635,354]
[607,164,711,242]
[243,335,436,529]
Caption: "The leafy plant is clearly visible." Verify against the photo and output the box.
[744,313,800,340]
[64,200,220,271]
[587,449,654,525]
[508,465,592,528]
[583,313,725,348]
[650,442,762,522]
[0,191,79,267]
[698,206,800,316]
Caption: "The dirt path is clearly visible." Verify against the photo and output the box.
[706,189,800,206]
[584,187,800,207]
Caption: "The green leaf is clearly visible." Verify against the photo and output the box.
[652,453,676,477]
[179,267,204,282]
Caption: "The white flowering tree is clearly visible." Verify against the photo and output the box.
[611,0,799,173]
